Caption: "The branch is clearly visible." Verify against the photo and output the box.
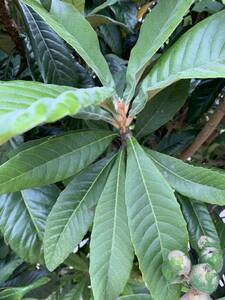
[0,0,25,57]
[179,91,225,161]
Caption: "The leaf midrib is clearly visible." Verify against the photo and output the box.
[55,153,116,251]
[26,7,65,83]
[106,150,123,292]
[0,133,116,188]
[21,190,42,241]
[130,139,165,260]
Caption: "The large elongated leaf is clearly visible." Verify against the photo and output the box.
[136,10,225,108]
[0,185,59,263]
[147,149,225,205]
[179,195,221,252]
[0,258,23,284]
[0,80,114,144]
[90,150,133,300]
[126,138,188,300]
[44,154,116,271]
[20,4,89,87]
[21,0,115,88]
[0,130,116,194]
[124,0,194,102]
[135,80,190,138]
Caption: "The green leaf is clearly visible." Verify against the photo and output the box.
[0,258,23,284]
[136,9,225,110]
[0,80,114,144]
[147,149,225,206]
[86,15,129,32]
[187,78,225,124]
[125,138,188,300]
[75,106,114,124]
[0,130,116,194]
[90,150,133,300]
[0,185,59,264]
[21,0,115,88]
[62,278,88,300]
[0,277,49,300]
[89,0,119,15]
[117,295,153,300]
[44,153,116,271]
[179,195,221,252]
[124,0,194,102]
[63,0,85,13]
[19,4,85,87]
[135,80,190,138]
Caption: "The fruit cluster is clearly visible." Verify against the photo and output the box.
[162,236,223,300]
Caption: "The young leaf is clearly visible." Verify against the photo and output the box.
[126,138,188,300]
[0,185,59,264]
[90,150,133,300]
[124,0,194,102]
[147,149,225,205]
[0,130,117,194]
[44,154,116,271]
[179,195,221,252]
[135,80,190,138]
[0,81,114,144]
[135,9,225,111]
[19,4,88,87]
[21,0,115,88]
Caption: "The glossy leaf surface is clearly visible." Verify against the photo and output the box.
[126,138,188,300]
[0,131,116,194]
[90,151,133,300]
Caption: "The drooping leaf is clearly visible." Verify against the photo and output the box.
[134,10,225,113]
[19,3,90,87]
[21,0,115,88]
[0,130,117,194]
[179,195,221,252]
[117,295,153,300]
[147,149,225,206]
[44,153,116,271]
[90,150,133,300]
[89,0,119,15]
[135,80,190,138]
[0,80,115,144]
[0,185,59,263]
[126,138,188,300]
[0,277,49,300]
[124,0,194,102]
